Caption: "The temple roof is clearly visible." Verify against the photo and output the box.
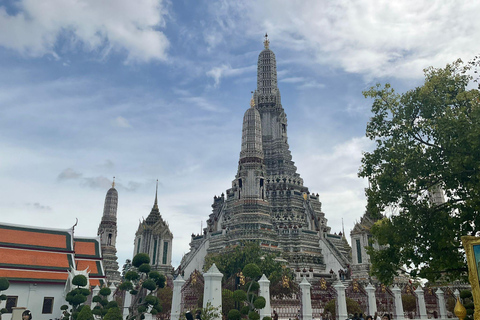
[0,223,105,286]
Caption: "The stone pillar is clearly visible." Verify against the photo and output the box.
[454,289,460,299]
[108,283,116,301]
[391,285,404,320]
[333,281,348,320]
[258,274,271,320]
[123,291,132,320]
[92,285,100,299]
[365,283,377,316]
[435,288,447,320]
[11,307,26,320]
[171,275,186,320]
[203,264,223,320]
[414,287,427,320]
[299,278,312,320]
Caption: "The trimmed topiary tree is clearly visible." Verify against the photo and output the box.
[118,253,166,320]
[63,275,91,320]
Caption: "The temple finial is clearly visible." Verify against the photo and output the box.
[250,91,255,108]
[154,179,159,209]
[263,33,269,49]
[112,176,115,188]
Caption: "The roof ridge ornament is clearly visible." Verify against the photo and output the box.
[263,33,269,49]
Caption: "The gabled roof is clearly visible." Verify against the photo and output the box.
[74,237,102,259]
[0,223,73,251]
[0,223,106,286]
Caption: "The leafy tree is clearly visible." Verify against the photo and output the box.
[76,305,94,320]
[156,286,173,320]
[63,275,91,320]
[103,308,123,320]
[324,298,362,320]
[118,253,166,320]
[228,263,267,320]
[204,242,297,297]
[359,59,480,284]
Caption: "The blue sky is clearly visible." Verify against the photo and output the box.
[1,0,479,269]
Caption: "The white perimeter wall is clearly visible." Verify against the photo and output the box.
[0,283,67,320]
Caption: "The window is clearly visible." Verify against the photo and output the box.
[42,297,54,314]
[5,296,18,313]
[356,239,362,264]
[137,238,141,254]
[152,239,158,264]
[162,241,169,265]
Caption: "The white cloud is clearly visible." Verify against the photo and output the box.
[0,0,170,62]
[207,0,480,79]
[206,64,255,87]
[57,168,82,180]
[113,116,132,128]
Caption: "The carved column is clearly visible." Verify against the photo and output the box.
[171,275,186,320]
[366,283,377,316]
[299,278,312,320]
[435,288,447,320]
[415,286,428,320]
[258,274,271,320]
[391,285,405,320]
[203,264,223,320]
[333,280,348,320]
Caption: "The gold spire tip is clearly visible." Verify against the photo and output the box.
[264,33,270,49]
[250,91,255,108]
[112,176,115,188]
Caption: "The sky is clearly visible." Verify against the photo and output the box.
[1,0,479,270]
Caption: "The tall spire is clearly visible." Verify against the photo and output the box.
[102,178,118,218]
[154,179,159,210]
[146,180,161,225]
[240,94,264,162]
[263,33,269,49]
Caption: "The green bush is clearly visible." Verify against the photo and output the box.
[103,307,123,320]
[99,287,111,297]
[132,254,150,267]
[142,279,156,291]
[125,271,139,281]
[227,309,241,320]
[144,295,158,305]
[76,305,94,320]
[233,290,247,302]
[262,317,271,320]
[0,278,9,291]
[72,275,88,287]
[248,311,260,320]
[240,306,250,315]
[243,264,261,279]
[253,296,266,309]
[138,264,151,274]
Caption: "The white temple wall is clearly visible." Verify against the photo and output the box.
[319,239,344,272]
[182,239,210,279]
[0,283,67,320]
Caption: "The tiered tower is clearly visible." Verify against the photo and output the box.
[97,178,121,284]
[180,35,351,278]
[134,182,174,277]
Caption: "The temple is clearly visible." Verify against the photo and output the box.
[134,181,174,277]
[0,223,106,320]
[180,35,351,278]
[97,178,121,283]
